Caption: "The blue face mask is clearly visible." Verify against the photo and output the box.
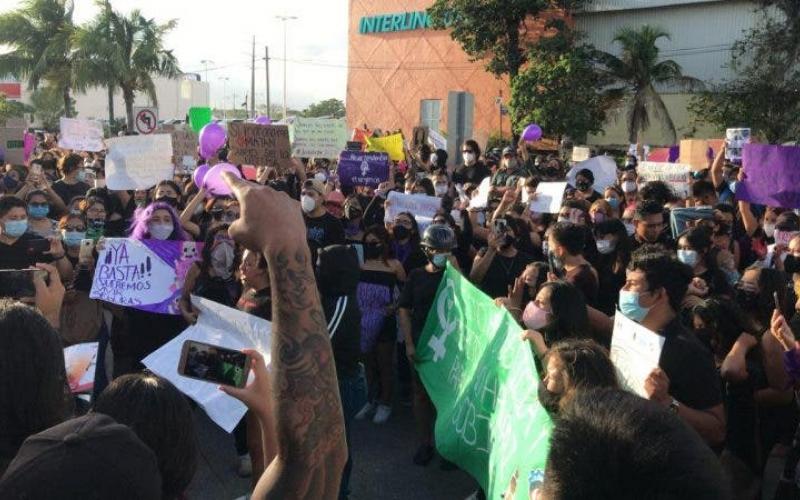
[28,204,50,219]
[605,197,620,210]
[62,230,86,247]
[431,253,449,268]
[3,219,28,238]
[619,290,652,323]
[76,169,87,182]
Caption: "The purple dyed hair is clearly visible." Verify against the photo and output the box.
[128,201,191,241]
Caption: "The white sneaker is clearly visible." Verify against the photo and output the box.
[372,404,392,424]
[354,401,376,420]
[237,454,252,477]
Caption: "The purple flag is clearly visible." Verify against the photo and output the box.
[338,151,389,188]
[737,144,800,209]
[668,145,680,163]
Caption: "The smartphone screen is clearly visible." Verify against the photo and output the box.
[26,238,50,257]
[0,269,48,299]
[179,340,249,388]
[79,239,95,263]
[494,218,508,235]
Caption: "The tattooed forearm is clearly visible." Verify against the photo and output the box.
[260,244,347,499]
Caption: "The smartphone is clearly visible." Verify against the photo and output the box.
[774,291,781,311]
[25,238,50,256]
[0,269,48,299]
[79,239,96,263]
[178,340,251,388]
[493,218,508,235]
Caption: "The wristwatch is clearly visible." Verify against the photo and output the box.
[669,398,680,414]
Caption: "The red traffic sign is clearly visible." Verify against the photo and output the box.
[134,107,158,134]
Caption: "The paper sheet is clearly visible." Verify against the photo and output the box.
[528,182,567,214]
[610,312,665,398]
[64,342,99,393]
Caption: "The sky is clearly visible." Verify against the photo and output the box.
[0,0,350,110]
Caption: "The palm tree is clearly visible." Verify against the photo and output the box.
[599,25,703,144]
[0,0,77,117]
[73,0,120,125]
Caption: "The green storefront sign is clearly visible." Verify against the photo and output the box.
[359,11,433,34]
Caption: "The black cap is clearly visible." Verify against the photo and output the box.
[0,413,162,500]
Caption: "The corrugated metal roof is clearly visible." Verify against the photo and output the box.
[580,0,727,13]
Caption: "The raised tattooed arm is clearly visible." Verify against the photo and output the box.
[221,173,347,500]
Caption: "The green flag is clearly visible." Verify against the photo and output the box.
[417,264,552,500]
[188,107,212,133]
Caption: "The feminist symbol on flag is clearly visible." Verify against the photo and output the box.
[360,159,370,177]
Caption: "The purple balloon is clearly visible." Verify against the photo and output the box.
[254,115,270,125]
[522,124,543,142]
[199,122,227,159]
[193,163,210,189]
[203,162,242,196]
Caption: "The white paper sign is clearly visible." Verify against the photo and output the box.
[58,118,105,152]
[105,134,174,190]
[566,155,618,192]
[571,146,591,163]
[428,129,447,151]
[637,161,692,198]
[289,117,348,159]
[143,296,272,432]
[610,313,665,398]
[529,182,567,214]
[384,191,442,233]
[725,128,751,163]
[64,342,99,393]
[468,177,492,209]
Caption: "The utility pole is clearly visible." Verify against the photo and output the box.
[498,89,503,142]
[250,36,256,119]
[265,46,271,118]
[218,76,229,121]
[200,59,214,82]
[233,89,237,118]
[276,15,298,120]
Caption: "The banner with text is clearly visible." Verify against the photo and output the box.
[338,151,389,187]
[290,117,347,159]
[365,133,405,161]
[417,265,552,499]
[89,238,202,315]
[105,134,174,190]
[58,117,105,152]
[637,161,692,198]
[384,191,441,232]
[228,123,292,170]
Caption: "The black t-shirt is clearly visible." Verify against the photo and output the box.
[323,294,361,379]
[0,233,54,270]
[452,162,491,185]
[476,249,535,299]
[51,180,90,209]
[398,267,444,343]
[658,317,722,411]
[305,212,345,261]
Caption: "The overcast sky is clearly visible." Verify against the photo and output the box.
[0,0,349,110]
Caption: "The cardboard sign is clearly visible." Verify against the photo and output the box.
[58,118,105,152]
[637,161,692,199]
[228,122,291,170]
[679,139,724,171]
[289,117,347,159]
[0,125,25,164]
[171,130,199,171]
[90,238,203,315]
[105,134,174,190]
[338,151,389,187]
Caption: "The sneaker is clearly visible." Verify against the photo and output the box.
[372,404,392,424]
[237,454,252,477]
[354,401,376,420]
[412,444,435,466]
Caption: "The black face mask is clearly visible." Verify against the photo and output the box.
[500,234,515,250]
[393,225,410,241]
[576,181,591,192]
[364,242,383,260]
[785,255,800,274]
[736,288,759,310]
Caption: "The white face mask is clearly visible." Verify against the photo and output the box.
[596,239,616,255]
[463,152,476,164]
[301,195,317,214]
[211,241,235,279]
[149,223,174,240]
[435,183,448,197]
[764,222,776,238]
[622,181,637,193]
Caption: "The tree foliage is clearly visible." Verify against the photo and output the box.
[510,24,610,142]
[598,25,702,144]
[689,1,800,143]
[0,95,33,125]
[301,98,345,118]
[30,84,73,129]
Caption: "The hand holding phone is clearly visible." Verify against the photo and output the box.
[218,349,273,417]
[78,239,96,266]
[178,340,251,388]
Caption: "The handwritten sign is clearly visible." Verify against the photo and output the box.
[338,151,389,187]
[228,123,291,170]
[289,117,347,159]
[610,313,665,398]
[528,182,567,214]
[90,238,202,314]
[0,125,24,164]
[571,146,591,162]
[105,134,174,190]
[171,130,198,171]
[58,118,105,152]
[384,191,441,231]
[637,161,692,198]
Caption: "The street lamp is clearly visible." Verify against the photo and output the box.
[218,77,229,120]
[275,15,298,120]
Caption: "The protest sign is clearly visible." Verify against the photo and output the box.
[338,151,389,187]
[105,134,174,190]
[725,128,750,164]
[610,313,665,398]
[571,146,591,163]
[669,207,713,238]
[737,144,800,209]
[646,147,671,162]
[188,107,212,133]
[58,118,105,152]
[289,117,347,159]
[384,191,441,232]
[566,155,618,192]
[528,182,567,214]
[637,161,692,198]
[64,342,99,394]
[679,139,724,171]
[171,130,198,171]
[365,133,405,161]
[428,128,447,151]
[143,296,271,432]
[228,122,292,170]
[469,177,492,209]
[90,238,202,315]
[351,128,370,144]
[417,264,552,499]
[0,125,24,164]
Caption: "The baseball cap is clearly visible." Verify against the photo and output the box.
[303,178,326,196]
[0,413,162,500]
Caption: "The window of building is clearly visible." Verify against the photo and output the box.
[420,99,441,131]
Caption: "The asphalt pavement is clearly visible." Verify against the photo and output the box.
[187,402,478,499]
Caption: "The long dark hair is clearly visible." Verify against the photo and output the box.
[594,219,631,272]
[0,301,72,448]
[363,225,392,263]
[545,339,619,406]
[678,225,721,273]
[541,281,590,344]
[93,372,197,500]
[692,298,760,358]
[396,211,421,245]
